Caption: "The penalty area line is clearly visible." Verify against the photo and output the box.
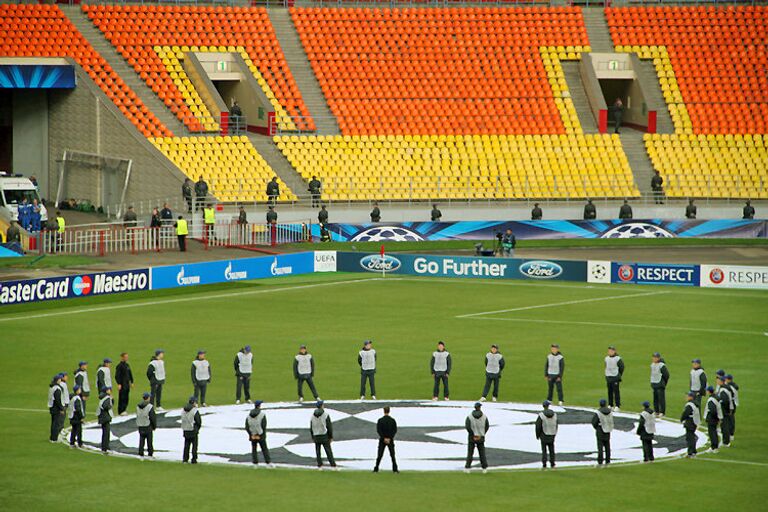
[696,457,768,468]
[0,406,49,413]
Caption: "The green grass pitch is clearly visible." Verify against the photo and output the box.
[1,272,767,510]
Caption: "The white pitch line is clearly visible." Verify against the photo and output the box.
[456,290,669,318]
[696,457,768,468]
[0,406,49,413]
[461,316,766,337]
[0,277,382,323]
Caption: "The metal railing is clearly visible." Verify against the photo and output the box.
[200,221,310,248]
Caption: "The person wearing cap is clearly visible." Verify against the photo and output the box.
[359,340,377,400]
[147,350,166,411]
[604,346,625,411]
[650,352,670,417]
[680,392,700,457]
[724,374,739,439]
[636,401,655,462]
[294,344,320,403]
[245,401,271,466]
[430,341,452,401]
[68,385,85,448]
[97,358,113,393]
[535,400,558,469]
[373,406,398,473]
[591,399,613,465]
[310,401,336,469]
[716,375,733,447]
[689,359,707,409]
[136,392,157,458]
[704,386,722,453]
[182,396,202,463]
[545,344,565,405]
[191,350,211,407]
[97,387,114,453]
[74,361,90,413]
[48,374,65,442]
[480,344,505,402]
[59,372,71,410]
[115,352,134,416]
[464,402,490,473]
[234,345,253,405]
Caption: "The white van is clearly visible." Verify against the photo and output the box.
[0,175,48,222]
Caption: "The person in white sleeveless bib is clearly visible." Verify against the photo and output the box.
[234,345,253,404]
[181,396,202,464]
[704,386,722,453]
[191,350,211,407]
[48,374,65,442]
[68,385,85,448]
[97,387,114,453]
[591,399,613,465]
[480,344,505,402]
[245,400,272,466]
[136,392,157,458]
[535,400,558,469]
[636,401,655,462]
[310,400,336,469]
[680,392,700,457]
[147,349,166,411]
[464,402,490,473]
[545,344,565,405]
[358,340,377,400]
[430,341,452,401]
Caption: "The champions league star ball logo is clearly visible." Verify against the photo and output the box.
[68,401,702,471]
[600,223,675,239]
[351,226,424,242]
[590,264,608,281]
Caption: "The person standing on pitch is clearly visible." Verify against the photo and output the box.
[716,375,733,447]
[681,392,700,457]
[636,401,655,463]
[373,406,398,473]
[604,345,625,411]
[96,358,113,393]
[58,372,71,418]
[464,402,490,473]
[535,400,557,470]
[234,345,253,404]
[310,401,336,470]
[480,344,505,402]
[68,385,85,448]
[545,344,565,405]
[650,352,670,417]
[182,396,202,464]
[115,352,134,416]
[147,350,166,411]
[245,400,271,466]
[191,350,211,407]
[689,359,707,409]
[591,399,613,465]
[725,374,739,439]
[294,344,320,403]
[136,392,157,458]
[97,387,114,453]
[74,361,90,413]
[431,341,452,401]
[48,374,65,442]
[359,340,377,400]
[704,386,722,453]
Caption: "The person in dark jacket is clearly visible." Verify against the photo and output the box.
[430,341,452,401]
[716,374,733,447]
[681,392,700,457]
[68,385,85,448]
[308,176,322,207]
[319,223,331,242]
[689,358,707,408]
[358,340,377,400]
[237,206,247,225]
[115,352,134,416]
[724,373,739,438]
[123,206,138,227]
[650,352,670,417]
[194,176,208,211]
[591,399,613,465]
[136,392,157,458]
[147,350,166,410]
[373,406,398,473]
[266,205,278,224]
[294,344,320,402]
[160,203,173,222]
[234,345,253,405]
[150,208,162,229]
[370,202,381,222]
[685,199,697,219]
[742,200,755,219]
[531,203,543,220]
[48,374,65,442]
[618,199,633,220]
[535,400,558,469]
[636,401,655,462]
[480,344,505,402]
[97,358,113,393]
[266,177,280,206]
[310,401,336,469]
[245,401,271,465]
[612,97,624,133]
[6,220,21,244]
[545,344,565,405]
[604,345,625,411]
[583,199,597,220]
[182,178,193,213]
[74,361,90,413]
[181,396,202,463]
[318,204,329,225]
[501,229,516,257]
[651,171,664,204]
[97,387,114,453]
[191,350,211,407]
[704,386,722,453]
[430,204,442,221]
[464,402,490,473]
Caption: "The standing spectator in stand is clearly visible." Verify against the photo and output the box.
[194,175,208,212]
[430,204,442,221]
[30,199,42,232]
[182,178,194,213]
[230,100,243,134]
[370,201,381,222]
[174,215,188,252]
[685,199,697,219]
[651,171,664,204]
[318,204,329,225]
[115,352,134,416]
[619,199,633,220]
[583,198,597,220]
[266,177,280,206]
[237,206,248,225]
[203,204,216,243]
[743,200,755,219]
[123,206,138,227]
[531,203,543,220]
[266,205,278,225]
[160,202,173,223]
[150,207,162,248]
[612,98,624,133]
[308,176,322,208]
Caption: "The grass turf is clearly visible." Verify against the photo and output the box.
[1,272,767,510]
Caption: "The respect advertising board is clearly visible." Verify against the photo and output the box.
[611,262,700,286]
[700,264,768,289]
[0,268,150,306]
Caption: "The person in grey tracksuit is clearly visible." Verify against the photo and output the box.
[636,401,655,462]
[136,392,157,457]
[310,401,336,468]
[74,361,90,413]
[604,346,625,410]
[716,374,733,447]
[147,350,166,409]
[294,345,320,402]
[704,386,722,452]
[68,385,85,448]
[465,402,490,472]
[234,345,253,404]
[724,373,739,437]
[480,344,505,402]
[681,392,700,457]
[96,358,113,393]
[191,350,211,406]
[182,396,202,463]
[97,388,114,453]
[650,352,670,416]
[430,341,452,400]
[245,400,271,465]
[689,359,707,409]
[545,344,565,404]
[48,374,65,442]
[359,340,377,400]
[591,399,613,465]
[535,400,557,469]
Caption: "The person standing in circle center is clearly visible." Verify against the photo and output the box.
[359,340,377,400]
[430,341,451,401]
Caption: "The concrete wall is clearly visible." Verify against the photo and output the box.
[12,89,48,193]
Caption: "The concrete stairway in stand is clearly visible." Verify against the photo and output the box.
[248,134,311,204]
[633,60,675,134]
[562,61,599,134]
[582,7,614,53]
[621,129,657,196]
